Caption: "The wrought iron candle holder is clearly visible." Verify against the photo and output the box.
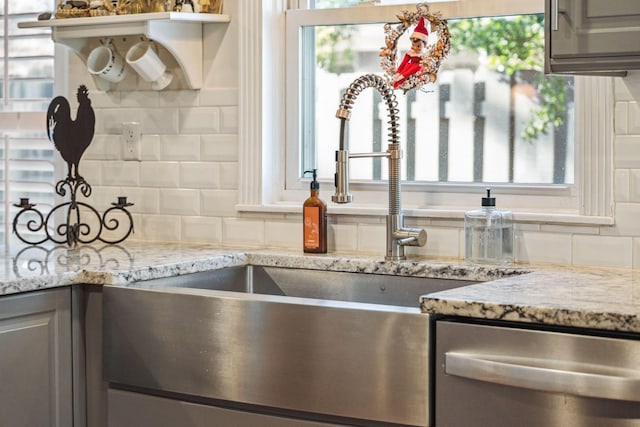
[12,85,134,247]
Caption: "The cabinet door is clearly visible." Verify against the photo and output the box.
[0,288,72,427]
[547,0,640,72]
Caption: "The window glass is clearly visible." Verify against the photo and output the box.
[0,1,55,247]
[301,13,574,186]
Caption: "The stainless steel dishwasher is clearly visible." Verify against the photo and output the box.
[435,320,640,426]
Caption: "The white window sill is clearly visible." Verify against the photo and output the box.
[236,202,614,226]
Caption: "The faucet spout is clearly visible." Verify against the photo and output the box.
[332,74,427,261]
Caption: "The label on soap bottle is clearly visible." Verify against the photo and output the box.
[304,206,320,248]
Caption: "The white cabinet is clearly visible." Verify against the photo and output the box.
[0,288,72,427]
[545,0,640,74]
[18,12,230,90]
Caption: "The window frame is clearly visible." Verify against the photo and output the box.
[237,0,614,225]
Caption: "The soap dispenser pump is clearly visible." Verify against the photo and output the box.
[303,169,327,253]
[464,188,513,265]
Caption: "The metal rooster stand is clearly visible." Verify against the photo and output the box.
[12,85,134,247]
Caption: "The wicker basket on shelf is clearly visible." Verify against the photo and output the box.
[198,0,222,14]
[55,0,91,18]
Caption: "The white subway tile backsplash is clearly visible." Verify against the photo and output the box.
[89,90,120,109]
[158,90,199,107]
[140,135,160,161]
[220,163,238,189]
[102,162,139,186]
[615,102,628,134]
[415,227,460,259]
[180,162,220,189]
[201,190,238,216]
[181,216,222,243]
[142,108,180,134]
[120,91,159,108]
[616,169,630,202]
[356,223,386,255]
[540,223,599,235]
[140,162,179,188]
[517,230,572,265]
[180,108,220,134]
[158,135,201,160]
[329,223,358,253]
[629,102,640,134]
[615,135,640,168]
[79,185,122,210]
[121,187,159,214]
[141,215,181,241]
[220,106,238,133]
[629,170,640,202]
[200,88,239,106]
[85,135,121,160]
[632,238,640,269]
[79,160,102,185]
[221,218,264,247]
[101,109,144,134]
[573,235,632,269]
[601,203,640,236]
[201,134,238,161]
[265,220,300,249]
[159,189,200,216]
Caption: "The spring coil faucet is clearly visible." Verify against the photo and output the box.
[333,74,426,260]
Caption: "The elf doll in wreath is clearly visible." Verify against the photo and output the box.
[393,16,429,89]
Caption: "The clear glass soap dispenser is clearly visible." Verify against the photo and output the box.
[464,188,513,265]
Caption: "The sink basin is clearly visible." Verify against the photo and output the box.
[104,265,478,427]
[132,265,474,308]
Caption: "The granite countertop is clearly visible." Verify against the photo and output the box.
[4,241,640,334]
[420,267,640,334]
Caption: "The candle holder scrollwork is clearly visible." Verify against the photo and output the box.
[13,177,134,247]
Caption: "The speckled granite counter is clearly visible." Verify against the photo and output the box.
[0,241,522,296]
[420,267,640,334]
[4,241,640,334]
[1,243,248,295]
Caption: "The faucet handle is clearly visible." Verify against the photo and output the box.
[395,227,427,247]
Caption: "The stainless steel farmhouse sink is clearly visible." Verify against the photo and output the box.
[104,266,477,427]
[129,265,472,306]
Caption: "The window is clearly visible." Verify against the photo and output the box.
[1,0,56,246]
[238,1,613,224]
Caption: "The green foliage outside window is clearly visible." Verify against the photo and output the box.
[448,14,568,143]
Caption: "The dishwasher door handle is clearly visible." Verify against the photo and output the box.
[445,352,640,402]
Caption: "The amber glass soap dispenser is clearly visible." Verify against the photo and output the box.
[303,169,327,253]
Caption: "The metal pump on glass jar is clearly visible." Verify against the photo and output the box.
[332,74,426,261]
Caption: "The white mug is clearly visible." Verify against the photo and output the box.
[87,45,128,83]
[126,42,173,90]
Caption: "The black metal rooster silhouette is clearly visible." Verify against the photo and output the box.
[46,85,95,180]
